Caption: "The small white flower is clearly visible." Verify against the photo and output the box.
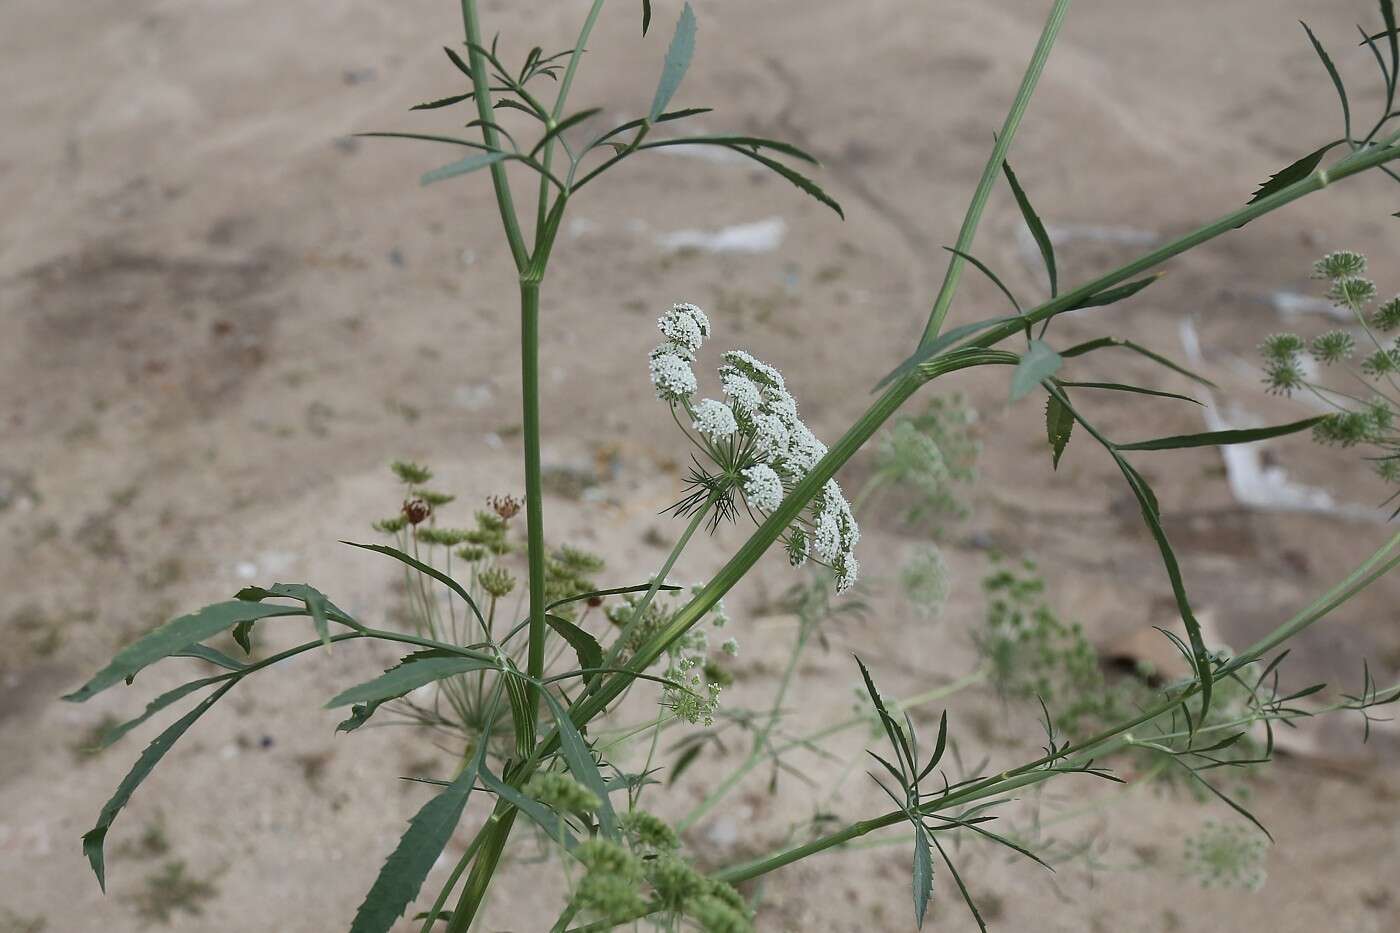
[784,422,828,476]
[650,350,697,402]
[691,398,738,440]
[759,386,798,423]
[721,637,739,657]
[834,553,859,593]
[813,509,841,561]
[752,413,791,458]
[721,371,762,416]
[658,302,710,354]
[721,349,785,390]
[742,463,784,511]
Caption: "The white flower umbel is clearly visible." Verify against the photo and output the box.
[742,463,783,512]
[658,302,711,355]
[650,347,697,402]
[649,303,861,592]
[691,398,738,440]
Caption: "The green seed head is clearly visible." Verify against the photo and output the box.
[1309,330,1354,364]
[479,565,517,599]
[1311,250,1368,281]
[1327,276,1378,311]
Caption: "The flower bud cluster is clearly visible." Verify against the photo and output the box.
[648,302,860,591]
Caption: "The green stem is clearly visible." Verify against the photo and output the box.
[679,666,989,831]
[461,0,530,271]
[521,280,547,722]
[920,0,1073,345]
[537,0,607,233]
[711,529,1400,884]
[965,133,1400,353]
[446,803,519,933]
[598,498,714,677]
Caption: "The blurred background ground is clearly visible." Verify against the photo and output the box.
[3,0,1400,930]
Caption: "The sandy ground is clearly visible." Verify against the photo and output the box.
[3,0,1400,930]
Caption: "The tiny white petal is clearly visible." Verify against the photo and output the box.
[742,463,784,512]
[691,398,738,440]
[649,350,697,401]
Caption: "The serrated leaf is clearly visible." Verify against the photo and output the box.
[234,582,353,650]
[336,698,385,734]
[1010,340,1062,401]
[410,92,474,111]
[420,150,511,186]
[650,3,696,122]
[544,693,618,839]
[326,656,494,708]
[478,767,579,850]
[1046,393,1074,469]
[170,643,248,671]
[443,45,474,79]
[913,825,933,929]
[83,681,236,890]
[544,614,604,686]
[64,601,298,703]
[347,751,482,933]
[96,676,229,750]
[1248,141,1343,204]
[1066,274,1160,311]
[637,134,818,164]
[1115,415,1326,451]
[1003,157,1056,296]
[1059,336,1216,388]
[729,146,844,218]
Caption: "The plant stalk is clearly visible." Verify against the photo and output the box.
[920,0,1073,345]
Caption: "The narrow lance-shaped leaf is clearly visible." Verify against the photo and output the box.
[544,614,604,686]
[854,656,914,775]
[1010,340,1062,401]
[943,247,1022,314]
[650,3,697,122]
[83,681,237,891]
[420,151,510,186]
[1046,393,1074,469]
[1248,141,1343,205]
[1113,453,1214,722]
[1056,381,1202,405]
[1115,415,1326,451]
[545,693,618,839]
[63,601,299,703]
[1060,336,1217,388]
[1065,274,1160,312]
[726,145,844,218]
[443,45,474,79]
[642,0,652,35]
[410,92,474,111]
[342,541,487,628]
[478,767,580,850]
[913,824,934,929]
[325,656,496,708]
[1301,21,1352,139]
[1048,387,1215,722]
[347,749,484,933]
[96,675,230,750]
[1003,157,1057,296]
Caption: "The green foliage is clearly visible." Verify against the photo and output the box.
[873,395,980,524]
[1182,821,1269,891]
